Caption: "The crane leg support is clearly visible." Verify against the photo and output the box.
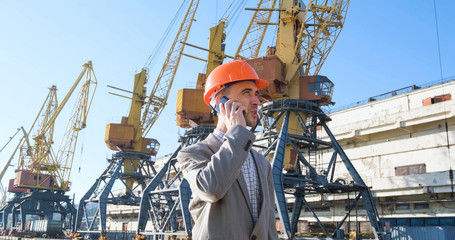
[133,234,146,240]
[71,232,82,240]
[98,232,108,240]
[261,99,385,239]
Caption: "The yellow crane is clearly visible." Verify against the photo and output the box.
[238,1,384,239]
[176,19,228,128]
[105,0,199,189]
[135,18,230,239]
[235,0,278,60]
[0,61,97,233]
[73,2,200,239]
[15,61,97,192]
[176,1,385,239]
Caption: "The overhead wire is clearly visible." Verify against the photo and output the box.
[433,0,444,81]
[226,0,248,36]
[433,0,453,196]
[143,0,188,69]
[133,1,188,120]
[220,0,247,37]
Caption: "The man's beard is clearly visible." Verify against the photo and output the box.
[246,115,257,127]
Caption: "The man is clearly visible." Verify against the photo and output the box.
[178,60,279,239]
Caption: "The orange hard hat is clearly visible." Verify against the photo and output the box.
[203,60,269,105]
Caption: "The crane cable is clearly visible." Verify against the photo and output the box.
[433,0,453,197]
[0,127,24,202]
[221,0,248,36]
[434,0,444,81]
[77,130,86,174]
[143,0,188,69]
[132,1,188,117]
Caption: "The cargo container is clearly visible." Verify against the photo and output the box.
[25,219,63,237]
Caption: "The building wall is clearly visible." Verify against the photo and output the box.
[298,80,455,232]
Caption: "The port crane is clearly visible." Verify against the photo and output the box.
[238,0,385,239]
[0,61,97,235]
[159,0,387,239]
[134,1,279,235]
[135,18,228,238]
[72,1,199,239]
[0,86,58,232]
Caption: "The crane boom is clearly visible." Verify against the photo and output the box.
[294,0,349,77]
[17,86,58,170]
[234,0,277,60]
[73,4,201,238]
[54,62,97,191]
[0,127,28,184]
[141,0,200,138]
[0,127,27,206]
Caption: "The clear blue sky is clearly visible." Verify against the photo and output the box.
[0,1,454,201]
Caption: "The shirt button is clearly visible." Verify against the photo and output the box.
[251,235,257,240]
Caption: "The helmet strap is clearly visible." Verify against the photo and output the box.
[209,104,218,116]
[209,94,221,116]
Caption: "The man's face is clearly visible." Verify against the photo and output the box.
[224,81,260,127]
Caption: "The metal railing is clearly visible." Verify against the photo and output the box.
[324,76,455,114]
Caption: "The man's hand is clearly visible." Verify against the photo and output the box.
[219,99,246,129]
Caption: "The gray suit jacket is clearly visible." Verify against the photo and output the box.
[178,125,279,240]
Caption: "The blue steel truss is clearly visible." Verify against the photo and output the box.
[258,99,385,239]
[135,126,214,240]
[0,190,75,234]
[73,151,157,239]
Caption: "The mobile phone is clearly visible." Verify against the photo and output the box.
[215,96,257,132]
[215,96,230,113]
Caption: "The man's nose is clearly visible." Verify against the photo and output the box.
[251,95,260,105]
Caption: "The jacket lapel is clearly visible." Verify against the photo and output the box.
[205,133,254,218]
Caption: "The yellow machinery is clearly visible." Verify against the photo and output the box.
[174,1,386,239]
[73,2,200,239]
[14,61,97,192]
[176,0,342,170]
[104,0,200,190]
[239,1,384,239]
[176,20,229,128]
[0,61,97,233]
[133,19,229,239]
[175,0,340,128]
